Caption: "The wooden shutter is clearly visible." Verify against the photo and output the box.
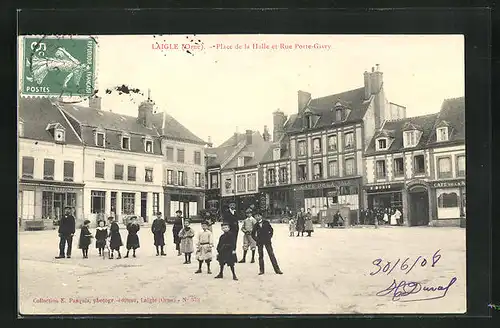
[184,172,188,186]
[201,173,205,188]
[192,172,196,187]
[173,170,178,185]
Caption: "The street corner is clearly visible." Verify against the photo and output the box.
[21,35,97,98]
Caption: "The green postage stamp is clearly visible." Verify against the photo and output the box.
[21,35,97,97]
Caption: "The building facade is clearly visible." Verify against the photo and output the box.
[18,98,85,229]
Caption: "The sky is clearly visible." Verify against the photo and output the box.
[24,35,465,147]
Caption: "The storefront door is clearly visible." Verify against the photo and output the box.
[141,192,147,222]
[54,193,65,221]
[409,190,429,226]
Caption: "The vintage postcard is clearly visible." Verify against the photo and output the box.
[17,34,465,315]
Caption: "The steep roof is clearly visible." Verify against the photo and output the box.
[217,133,246,148]
[59,103,163,155]
[286,87,371,133]
[427,97,465,145]
[205,146,236,168]
[261,141,291,163]
[151,112,206,145]
[224,131,272,169]
[364,113,439,156]
[18,97,82,145]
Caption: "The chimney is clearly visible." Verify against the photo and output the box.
[233,127,239,146]
[138,88,154,128]
[89,96,102,110]
[207,136,212,147]
[245,129,253,145]
[370,64,383,94]
[298,90,312,113]
[363,70,371,100]
[273,109,286,142]
[263,125,271,142]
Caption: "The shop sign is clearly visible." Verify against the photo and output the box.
[366,183,403,192]
[33,185,82,193]
[430,180,465,188]
[295,179,357,191]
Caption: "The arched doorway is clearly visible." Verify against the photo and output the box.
[407,184,430,226]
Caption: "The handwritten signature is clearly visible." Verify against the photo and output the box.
[376,277,457,302]
[370,249,442,276]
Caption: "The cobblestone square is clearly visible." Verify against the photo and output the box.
[18,224,466,315]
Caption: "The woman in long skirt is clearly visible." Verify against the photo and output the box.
[304,208,314,237]
[108,217,123,259]
[125,216,140,258]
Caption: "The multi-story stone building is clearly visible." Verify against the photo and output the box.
[18,98,85,229]
[261,65,406,224]
[363,113,439,226]
[427,97,465,227]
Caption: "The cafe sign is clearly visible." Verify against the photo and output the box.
[366,183,403,192]
[295,179,358,191]
[430,180,465,188]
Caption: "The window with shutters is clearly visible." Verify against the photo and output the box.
[313,138,321,154]
[194,151,201,165]
[195,172,201,187]
[394,158,404,177]
[328,135,337,151]
[313,163,322,180]
[63,161,74,181]
[167,169,174,185]
[114,164,124,180]
[328,160,338,177]
[344,132,354,149]
[178,171,185,186]
[43,159,55,180]
[279,167,288,183]
[145,168,153,182]
[267,168,276,184]
[376,160,386,179]
[345,158,355,176]
[22,156,34,179]
[237,175,246,192]
[456,155,465,177]
[95,161,105,179]
[166,147,174,161]
[414,155,425,175]
[177,149,185,163]
[437,157,452,179]
[298,164,307,181]
[210,173,219,189]
[247,173,257,191]
[298,141,306,156]
[127,166,136,181]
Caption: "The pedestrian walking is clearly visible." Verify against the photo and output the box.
[222,202,240,252]
[251,212,283,275]
[195,220,213,274]
[239,208,257,263]
[214,222,238,281]
[95,219,108,256]
[124,216,140,258]
[179,220,195,264]
[78,219,93,259]
[295,208,306,237]
[304,208,314,237]
[288,218,296,236]
[55,206,76,259]
[394,208,402,225]
[108,217,123,259]
[151,212,167,256]
[172,210,184,256]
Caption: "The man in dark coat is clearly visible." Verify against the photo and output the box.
[222,202,239,251]
[151,212,167,256]
[251,211,283,275]
[55,207,76,259]
[172,210,184,256]
[215,221,238,280]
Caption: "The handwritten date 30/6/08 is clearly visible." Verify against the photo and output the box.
[370,250,441,276]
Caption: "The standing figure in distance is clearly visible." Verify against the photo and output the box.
[304,208,314,237]
[172,210,184,256]
[251,211,283,275]
[222,202,240,253]
[108,216,123,259]
[215,222,238,281]
[239,208,257,263]
[95,219,108,256]
[78,219,93,259]
[151,212,167,256]
[124,216,140,258]
[55,206,76,259]
[195,220,213,274]
[288,217,296,237]
[295,208,306,237]
[179,220,195,264]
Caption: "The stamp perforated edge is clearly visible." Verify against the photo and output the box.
[19,34,98,100]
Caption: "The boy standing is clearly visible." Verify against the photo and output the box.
[151,212,167,256]
[239,208,257,263]
[251,212,283,275]
[215,222,238,281]
[195,221,213,274]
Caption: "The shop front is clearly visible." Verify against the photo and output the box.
[364,182,405,225]
[18,179,84,229]
[293,178,362,225]
[429,179,466,227]
[164,187,204,221]
[221,192,265,218]
[259,187,294,217]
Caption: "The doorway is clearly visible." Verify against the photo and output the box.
[409,190,429,226]
[141,192,147,222]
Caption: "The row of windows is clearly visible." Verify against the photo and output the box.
[91,190,160,215]
[165,170,203,187]
[95,162,154,182]
[297,132,354,156]
[236,173,257,193]
[266,167,288,184]
[21,157,74,181]
[297,158,356,181]
[376,128,451,153]
[374,155,465,179]
[165,147,202,165]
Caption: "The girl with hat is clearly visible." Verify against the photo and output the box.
[178,219,195,264]
[124,216,140,258]
[95,219,108,256]
[78,220,93,259]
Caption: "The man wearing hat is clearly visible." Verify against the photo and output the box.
[222,202,240,252]
[151,212,167,256]
[55,207,76,259]
[172,209,184,256]
[239,208,257,263]
[251,211,283,275]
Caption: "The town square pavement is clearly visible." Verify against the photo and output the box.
[18,223,466,315]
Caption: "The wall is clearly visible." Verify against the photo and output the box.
[430,144,466,180]
[221,167,259,196]
[161,139,206,189]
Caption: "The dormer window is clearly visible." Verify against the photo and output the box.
[436,127,449,142]
[95,130,105,147]
[121,133,131,150]
[376,138,388,151]
[237,156,244,167]
[18,120,24,137]
[273,148,280,161]
[144,138,153,153]
[46,123,66,143]
[403,131,417,148]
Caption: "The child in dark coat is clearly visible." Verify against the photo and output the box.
[78,220,93,258]
[125,216,140,258]
[108,217,123,259]
[215,222,238,281]
[95,220,108,256]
